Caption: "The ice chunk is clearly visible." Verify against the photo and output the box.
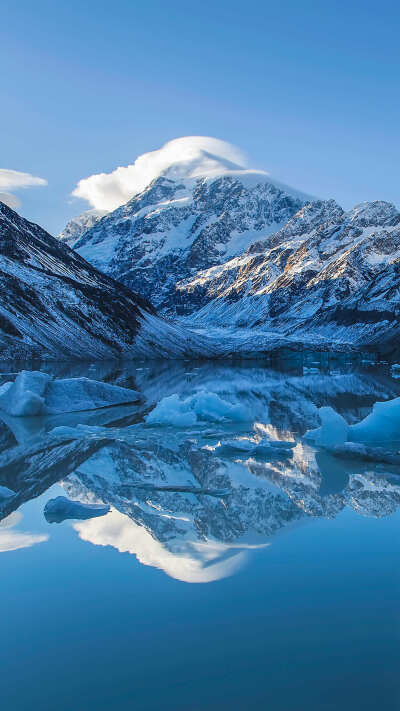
[0,371,51,416]
[252,443,294,459]
[0,382,13,397]
[305,396,400,450]
[146,390,250,427]
[146,394,198,427]
[0,371,140,417]
[304,406,349,447]
[215,438,294,460]
[44,496,110,524]
[44,378,139,415]
[349,396,400,445]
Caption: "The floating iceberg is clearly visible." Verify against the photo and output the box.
[0,371,140,417]
[304,406,349,447]
[349,397,400,445]
[146,390,250,427]
[213,438,294,460]
[304,396,400,451]
[44,496,110,524]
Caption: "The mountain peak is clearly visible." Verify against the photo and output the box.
[347,201,400,227]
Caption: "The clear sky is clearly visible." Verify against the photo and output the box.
[1,0,399,234]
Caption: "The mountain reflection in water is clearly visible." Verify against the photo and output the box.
[1,357,400,583]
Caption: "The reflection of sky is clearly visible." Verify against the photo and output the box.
[0,511,48,553]
[74,509,269,584]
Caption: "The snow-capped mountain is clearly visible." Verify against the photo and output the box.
[181,199,400,352]
[0,200,157,360]
[61,135,400,355]
[2,200,297,360]
[67,170,308,313]
[59,209,108,244]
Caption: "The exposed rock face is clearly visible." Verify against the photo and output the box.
[67,172,306,314]
[59,209,107,244]
[62,160,400,354]
[0,201,155,360]
[181,200,400,352]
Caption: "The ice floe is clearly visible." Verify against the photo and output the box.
[304,396,400,457]
[208,437,295,460]
[0,371,140,417]
[146,390,250,426]
[304,406,349,448]
[349,396,400,445]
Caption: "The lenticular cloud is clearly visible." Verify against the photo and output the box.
[72,136,249,211]
[0,169,47,209]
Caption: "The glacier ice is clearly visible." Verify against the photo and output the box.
[349,396,400,445]
[213,438,295,460]
[44,496,110,524]
[0,371,140,417]
[146,390,250,426]
[305,396,400,450]
[304,406,349,447]
[0,371,51,416]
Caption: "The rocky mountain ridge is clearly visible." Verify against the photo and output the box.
[181,199,400,352]
[62,164,400,354]
[0,201,156,360]
[66,171,307,313]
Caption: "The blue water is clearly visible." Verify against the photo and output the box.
[1,357,400,710]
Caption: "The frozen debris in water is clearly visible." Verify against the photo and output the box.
[0,370,140,417]
[44,496,110,524]
[0,371,51,416]
[304,406,349,447]
[349,396,400,445]
[146,391,250,427]
[304,396,400,453]
[208,437,295,460]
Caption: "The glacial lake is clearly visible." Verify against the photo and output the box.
[1,354,400,710]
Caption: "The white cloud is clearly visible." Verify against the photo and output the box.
[0,192,21,209]
[72,136,249,212]
[0,168,47,209]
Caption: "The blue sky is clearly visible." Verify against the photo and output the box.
[1,0,399,234]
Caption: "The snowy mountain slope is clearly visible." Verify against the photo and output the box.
[181,199,400,351]
[59,209,108,244]
[62,137,400,356]
[67,169,308,314]
[0,201,157,360]
[0,201,311,361]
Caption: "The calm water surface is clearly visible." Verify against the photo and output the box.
[1,355,400,710]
